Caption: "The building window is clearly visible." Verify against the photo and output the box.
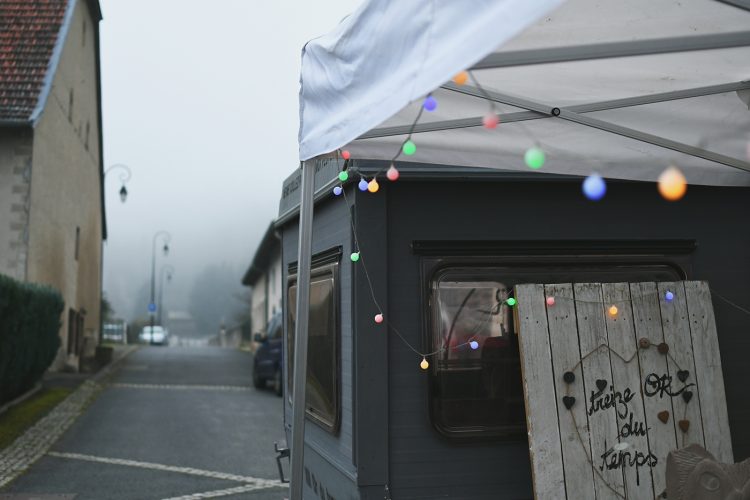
[74,227,80,261]
[426,259,684,440]
[68,89,74,122]
[286,248,341,433]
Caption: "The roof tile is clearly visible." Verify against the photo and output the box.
[0,0,68,121]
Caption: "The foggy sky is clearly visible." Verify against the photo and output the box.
[100,1,360,320]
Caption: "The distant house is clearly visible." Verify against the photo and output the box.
[0,0,105,371]
[242,222,282,340]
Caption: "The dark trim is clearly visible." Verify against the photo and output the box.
[288,246,343,275]
[412,239,698,257]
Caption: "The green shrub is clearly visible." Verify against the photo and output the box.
[0,274,63,404]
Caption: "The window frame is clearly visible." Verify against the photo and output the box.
[420,245,691,441]
[286,247,342,434]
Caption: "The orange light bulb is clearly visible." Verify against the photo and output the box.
[453,71,468,86]
[658,166,687,201]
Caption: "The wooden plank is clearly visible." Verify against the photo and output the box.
[602,283,655,499]
[516,284,566,500]
[630,282,676,498]
[573,283,625,499]
[684,281,734,462]
[656,282,704,451]
[544,284,596,500]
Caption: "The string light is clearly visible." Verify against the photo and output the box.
[333,186,342,196]
[469,340,479,350]
[374,313,384,324]
[583,173,606,201]
[420,357,429,370]
[665,291,674,302]
[350,252,360,262]
[341,150,351,160]
[546,296,555,306]
[402,140,416,156]
[368,179,379,193]
[423,95,437,112]
[658,166,687,201]
[387,164,400,181]
[524,147,545,169]
[358,178,368,191]
[483,111,499,129]
[338,171,349,182]
[506,298,517,307]
[453,71,468,86]
[608,305,618,316]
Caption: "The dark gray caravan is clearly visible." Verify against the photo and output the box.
[272,157,750,499]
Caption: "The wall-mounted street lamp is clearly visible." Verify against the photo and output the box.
[104,163,132,203]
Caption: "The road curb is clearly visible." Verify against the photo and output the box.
[0,383,43,417]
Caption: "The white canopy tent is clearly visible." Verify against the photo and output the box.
[290,0,750,497]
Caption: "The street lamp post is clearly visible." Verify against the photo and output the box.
[158,264,175,325]
[104,163,132,202]
[149,231,171,344]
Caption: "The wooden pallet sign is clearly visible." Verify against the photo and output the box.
[514,281,733,500]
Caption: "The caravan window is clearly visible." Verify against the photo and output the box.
[428,262,684,439]
[287,259,340,433]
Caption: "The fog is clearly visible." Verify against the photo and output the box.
[100,1,360,329]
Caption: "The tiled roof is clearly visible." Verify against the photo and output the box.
[0,0,68,122]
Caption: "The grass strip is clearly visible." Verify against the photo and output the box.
[0,387,73,450]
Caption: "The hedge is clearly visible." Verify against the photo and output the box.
[0,273,63,405]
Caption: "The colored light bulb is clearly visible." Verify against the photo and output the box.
[374,313,384,324]
[583,174,607,201]
[420,357,429,370]
[368,179,379,193]
[609,305,618,316]
[453,71,468,86]
[483,112,499,129]
[341,150,351,160]
[338,171,349,182]
[658,166,687,201]
[506,298,517,307]
[469,340,479,350]
[402,140,416,156]
[333,186,342,196]
[358,178,368,191]
[665,291,674,302]
[546,296,555,306]
[350,252,360,262]
[524,147,545,169]
[387,164,400,181]
[423,95,437,112]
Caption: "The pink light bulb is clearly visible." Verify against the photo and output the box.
[374,313,384,324]
[546,296,555,306]
[483,112,499,129]
[387,164,400,181]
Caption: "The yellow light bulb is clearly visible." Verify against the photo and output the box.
[420,357,429,370]
[609,305,618,316]
[658,166,687,201]
[367,179,379,193]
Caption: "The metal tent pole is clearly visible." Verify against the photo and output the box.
[290,160,315,500]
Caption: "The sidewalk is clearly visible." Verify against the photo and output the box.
[0,344,139,488]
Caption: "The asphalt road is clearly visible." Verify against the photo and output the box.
[2,346,288,500]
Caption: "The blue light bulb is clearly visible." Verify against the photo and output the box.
[583,174,607,201]
[358,178,368,191]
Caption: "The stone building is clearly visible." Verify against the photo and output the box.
[242,222,282,344]
[0,0,105,370]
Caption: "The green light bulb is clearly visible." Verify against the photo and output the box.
[506,297,517,307]
[402,140,416,156]
[524,147,545,169]
[338,171,349,182]
[350,252,360,262]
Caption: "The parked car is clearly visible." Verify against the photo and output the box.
[253,313,283,396]
[139,325,168,346]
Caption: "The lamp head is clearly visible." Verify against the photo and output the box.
[119,185,128,203]
[163,244,169,256]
